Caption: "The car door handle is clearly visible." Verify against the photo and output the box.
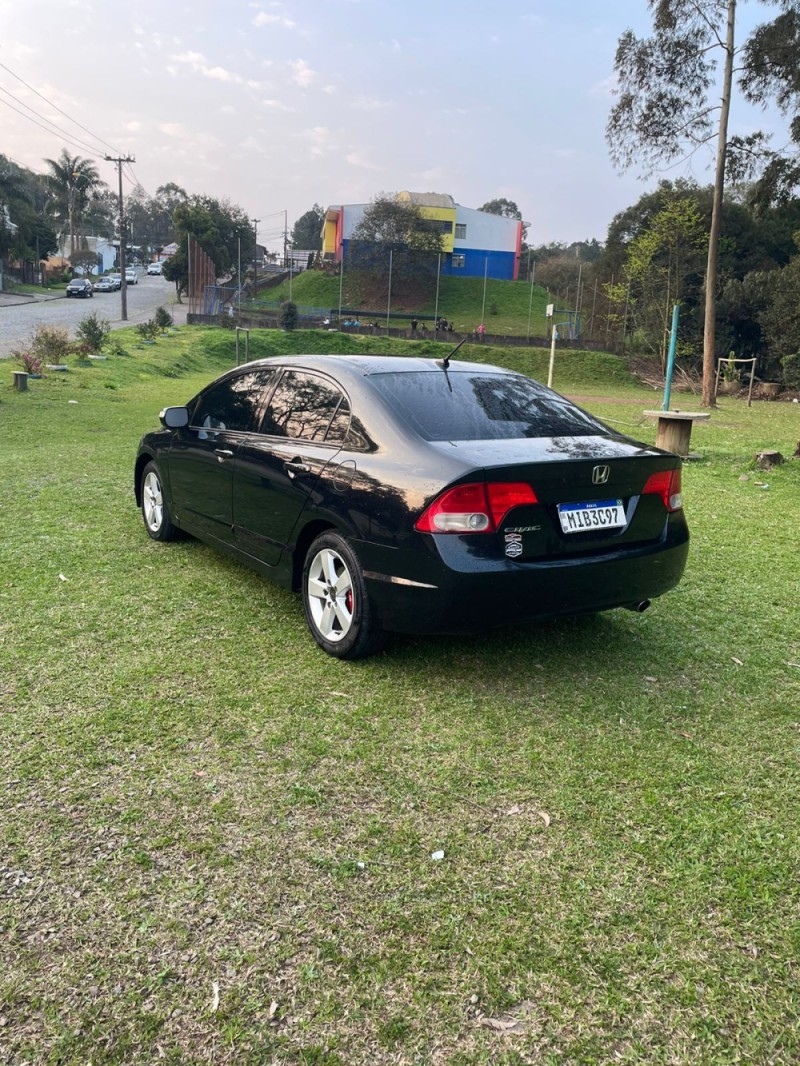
[214,448,234,462]
[284,460,310,479]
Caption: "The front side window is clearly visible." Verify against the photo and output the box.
[191,369,278,435]
[260,370,346,441]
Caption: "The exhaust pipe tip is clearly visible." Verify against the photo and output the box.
[625,599,651,613]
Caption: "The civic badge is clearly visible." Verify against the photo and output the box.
[592,464,610,485]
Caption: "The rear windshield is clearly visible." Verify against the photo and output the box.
[368,371,609,441]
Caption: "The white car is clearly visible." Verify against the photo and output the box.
[147,262,163,275]
[125,268,139,285]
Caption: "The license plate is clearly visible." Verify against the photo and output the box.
[558,499,625,534]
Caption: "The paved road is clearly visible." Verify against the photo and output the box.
[0,273,184,359]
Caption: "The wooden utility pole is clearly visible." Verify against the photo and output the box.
[104,154,135,321]
[702,0,736,408]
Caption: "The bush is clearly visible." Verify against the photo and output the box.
[154,306,173,330]
[13,351,43,375]
[106,338,129,357]
[29,325,71,364]
[781,351,800,390]
[136,319,160,342]
[281,300,299,332]
[75,312,111,353]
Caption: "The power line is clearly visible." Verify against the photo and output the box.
[0,94,103,158]
[0,60,122,157]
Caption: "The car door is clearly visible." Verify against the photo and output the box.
[167,369,276,546]
[234,369,348,566]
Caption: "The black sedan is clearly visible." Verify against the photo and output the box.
[65,278,93,298]
[134,355,689,659]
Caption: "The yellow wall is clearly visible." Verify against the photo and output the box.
[322,217,338,257]
[417,205,455,253]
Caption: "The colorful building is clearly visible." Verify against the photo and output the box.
[321,192,525,280]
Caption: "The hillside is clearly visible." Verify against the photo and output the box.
[257,270,555,337]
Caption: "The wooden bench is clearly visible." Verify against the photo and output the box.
[643,410,710,457]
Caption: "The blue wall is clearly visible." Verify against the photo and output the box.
[441,248,516,280]
[340,240,517,281]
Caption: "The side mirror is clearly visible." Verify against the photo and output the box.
[159,406,189,429]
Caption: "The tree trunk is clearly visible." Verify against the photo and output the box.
[702,0,736,408]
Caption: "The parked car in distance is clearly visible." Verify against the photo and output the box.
[146,262,163,275]
[125,268,139,285]
[135,355,690,659]
[66,278,93,298]
[94,276,118,292]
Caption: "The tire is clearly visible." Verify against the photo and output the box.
[140,461,179,542]
[302,532,386,660]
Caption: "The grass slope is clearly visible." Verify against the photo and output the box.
[258,270,554,336]
[1,325,799,1065]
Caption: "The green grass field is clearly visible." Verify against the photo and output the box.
[2,326,799,1064]
[254,270,555,336]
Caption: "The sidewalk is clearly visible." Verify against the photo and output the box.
[0,291,64,308]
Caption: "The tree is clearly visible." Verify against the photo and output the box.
[619,197,706,362]
[163,195,253,300]
[291,204,324,250]
[281,300,299,331]
[348,194,445,300]
[756,234,800,385]
[69,248,101,276]
[479,198,521,219]
[0,155,58,262]
[43,149,103,255]
[607,1,800,407]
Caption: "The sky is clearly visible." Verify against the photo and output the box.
[0,0,792,253]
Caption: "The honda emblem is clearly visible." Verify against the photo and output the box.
[592,465,610,485]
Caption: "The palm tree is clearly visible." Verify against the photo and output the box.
[43,149,101,255]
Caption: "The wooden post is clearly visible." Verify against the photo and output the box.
[643,410,711,457]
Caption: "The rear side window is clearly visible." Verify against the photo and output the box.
[260,370,346,442]
[368,371,609,441]
[190,369,278,434]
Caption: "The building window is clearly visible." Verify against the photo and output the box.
[452,254,465,268]
[455,223,467,240]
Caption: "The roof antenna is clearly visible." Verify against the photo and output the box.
[436,335,467,369]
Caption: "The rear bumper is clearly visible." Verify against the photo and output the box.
[357,521,690,635]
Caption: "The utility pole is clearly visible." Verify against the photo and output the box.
[252,218,260,298]
[283,209,288,269]
[104,154,135,321]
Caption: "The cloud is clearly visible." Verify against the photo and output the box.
[262,98,295,111]
[126,121,142,131]
[297,126,336,157]
[158,123,188,138]
[345,150,382,171]
[240,135,268,155]
[170,50,244,86]
[289,59,316,88]
[252,11,296,28]
[351,96,393,112]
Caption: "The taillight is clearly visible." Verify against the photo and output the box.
[642,468,682,512]
[415,481,538,534]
